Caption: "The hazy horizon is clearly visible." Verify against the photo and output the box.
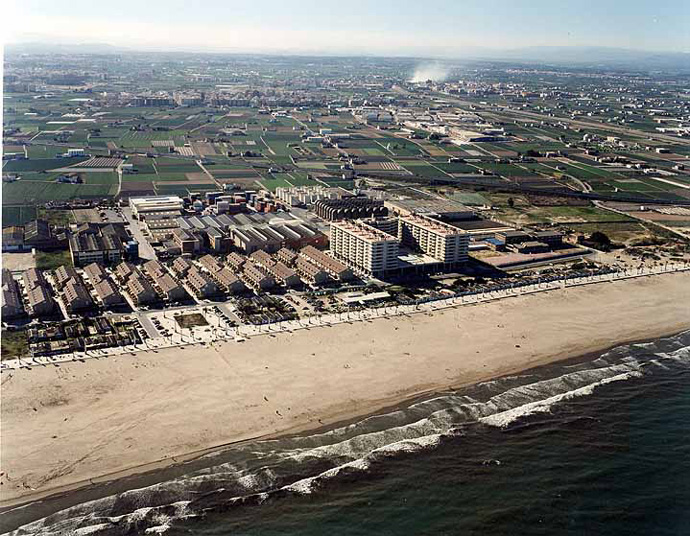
[5,0,689,56]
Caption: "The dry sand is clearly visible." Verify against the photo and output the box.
[1,272,689,507]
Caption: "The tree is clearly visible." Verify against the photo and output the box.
[589,231,611,247]
[507,197,515,208]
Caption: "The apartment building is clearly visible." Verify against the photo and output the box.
[398,214,469,264]
[274,185,343,207]
[312,197,387,221]
[69,224,127,267]
[330,220,400,277]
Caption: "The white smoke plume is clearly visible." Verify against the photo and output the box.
[409,62,451,83]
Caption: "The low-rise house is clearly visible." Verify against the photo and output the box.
[26,284,55,316]
[243,261,275,290]
[186,267,219,298]
[249,249,274,268]
[266,261,301,287]
[93,278,123,307]
[2,269,24,318]
[127,274,158,305]
[213,267,246,294]
[23,268,56,316]
[143,259,167,280]
[23,268,47,290]
[64,278,94,312]
[295,256,329,285]
[198,254,223,274]
[276,247,297,266]
[300,245,353,281]
[158,273,186,301]
[114,261,137,282]
[54,265,80,288]
[170,257,194,278]
[84,262,109,284]
[226,252,247,271]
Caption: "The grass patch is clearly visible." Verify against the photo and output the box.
[175,313,209,328]
[1,330,29,360]
[38,208,75,226]
[35,250,72,271]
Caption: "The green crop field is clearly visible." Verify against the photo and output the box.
[401,162,447,178]
[259,176,293,191]
[3,157,88,173]
[81,172,119,185]
[477,163,534,176]
[3,181,115,204]
[25,145,65,158]
[434,162,478,173]
[2,205,38,226]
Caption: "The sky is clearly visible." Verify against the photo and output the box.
[4,0,689,56]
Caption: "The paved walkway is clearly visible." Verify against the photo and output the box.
[2,263,688,372]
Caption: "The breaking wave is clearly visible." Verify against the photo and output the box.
[4,331,689,536]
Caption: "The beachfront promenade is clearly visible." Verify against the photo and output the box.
[3,262,689,372]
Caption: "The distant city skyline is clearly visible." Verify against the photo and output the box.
[5,0,690,56]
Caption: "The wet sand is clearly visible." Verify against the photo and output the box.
[1,272,689,508]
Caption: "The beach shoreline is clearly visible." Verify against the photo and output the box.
[1,272,689,517]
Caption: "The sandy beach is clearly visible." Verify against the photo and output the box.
[1,271,689,508]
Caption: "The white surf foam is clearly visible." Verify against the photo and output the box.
[480,371,643,428]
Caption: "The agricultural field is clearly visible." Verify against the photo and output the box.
[3,52,689,238]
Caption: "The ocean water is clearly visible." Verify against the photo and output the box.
[2,331,689,536]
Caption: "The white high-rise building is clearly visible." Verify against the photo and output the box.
[398,214,469,264]
[330,220,399,277]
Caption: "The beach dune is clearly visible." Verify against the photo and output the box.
[1,272,689,507]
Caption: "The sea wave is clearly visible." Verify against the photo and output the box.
[4,331,689,536]
[479,371,644,428]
